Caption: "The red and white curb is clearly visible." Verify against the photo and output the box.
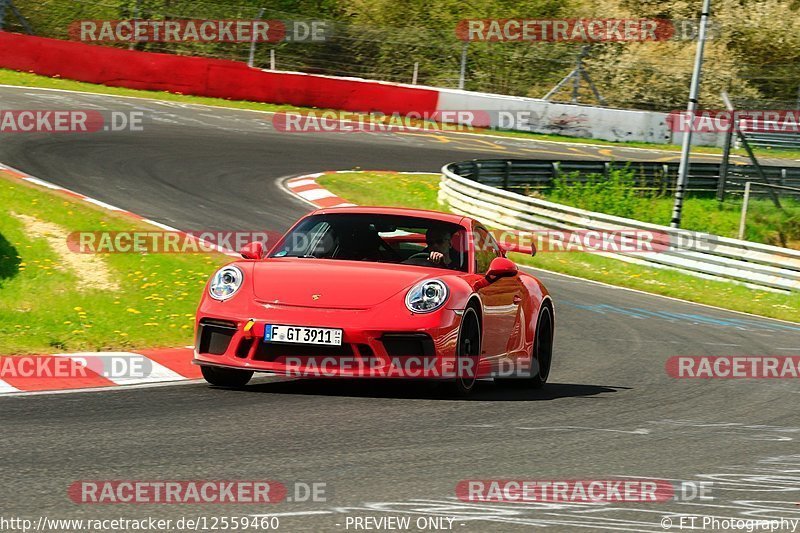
[285,170,432,209]
[285,172,357,208]
[0,348,199,395]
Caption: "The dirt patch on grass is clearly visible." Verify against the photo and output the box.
[11,212,119,291]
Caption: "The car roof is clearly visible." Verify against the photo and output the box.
[311,205,469,226]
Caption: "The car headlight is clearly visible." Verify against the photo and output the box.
[405,279,449,313]
[209,265,244,301]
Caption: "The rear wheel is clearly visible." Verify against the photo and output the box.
[201,365,253,388]
[530,306,554,389]
[452,306,481,396]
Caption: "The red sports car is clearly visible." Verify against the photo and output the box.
[193,207,554,394]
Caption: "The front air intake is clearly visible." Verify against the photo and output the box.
[197,319,237,355]
[380,333,435,357]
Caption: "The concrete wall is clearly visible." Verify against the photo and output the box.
[436,88,725,147]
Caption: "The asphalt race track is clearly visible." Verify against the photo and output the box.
[1,86,799,532]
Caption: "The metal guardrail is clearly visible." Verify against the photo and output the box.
[440,161,800,292]
[449,158,800,197]
[735,118,800,150]
[740,130,800,151]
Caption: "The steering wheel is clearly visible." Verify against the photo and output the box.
[406,252,433,262]
[377,240,403,261]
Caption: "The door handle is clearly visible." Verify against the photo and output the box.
[513,294,522,305]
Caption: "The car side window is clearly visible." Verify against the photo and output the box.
[474,226,501,274]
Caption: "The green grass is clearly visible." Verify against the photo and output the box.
[0,173,228,355]
[545,170,800,248]
[320,172,442,210]
[2,68,800,160]
[318,171,800,323]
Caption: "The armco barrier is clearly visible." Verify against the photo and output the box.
[0,32,438,116]
[741,130,800,151]
[440,161,800,292]
[449,159,800,197]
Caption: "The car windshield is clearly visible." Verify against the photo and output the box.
[269,213,468,272]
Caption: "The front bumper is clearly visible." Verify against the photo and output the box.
[192,303,474,379]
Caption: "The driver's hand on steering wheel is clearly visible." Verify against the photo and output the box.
[429,251,447,264]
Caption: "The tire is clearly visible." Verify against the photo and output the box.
[452,306,481,396]
[201,365,253,388]
[530,306,554,389]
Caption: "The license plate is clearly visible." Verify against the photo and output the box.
[264,325,342,346]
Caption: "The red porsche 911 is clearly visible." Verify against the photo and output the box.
[193,206,554,394]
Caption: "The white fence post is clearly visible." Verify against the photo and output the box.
[738,181,751,240]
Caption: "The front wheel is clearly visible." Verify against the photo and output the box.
[530,306,554,389]
[201,365,253,388]
[452,306,481,396]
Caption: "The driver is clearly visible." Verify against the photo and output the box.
[425,226,454,267]
[404,226,459,268]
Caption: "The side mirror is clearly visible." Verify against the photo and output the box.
[239,241,265,260]
[486,257,518,280]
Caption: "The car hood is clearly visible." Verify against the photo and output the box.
[251,259,435,309]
